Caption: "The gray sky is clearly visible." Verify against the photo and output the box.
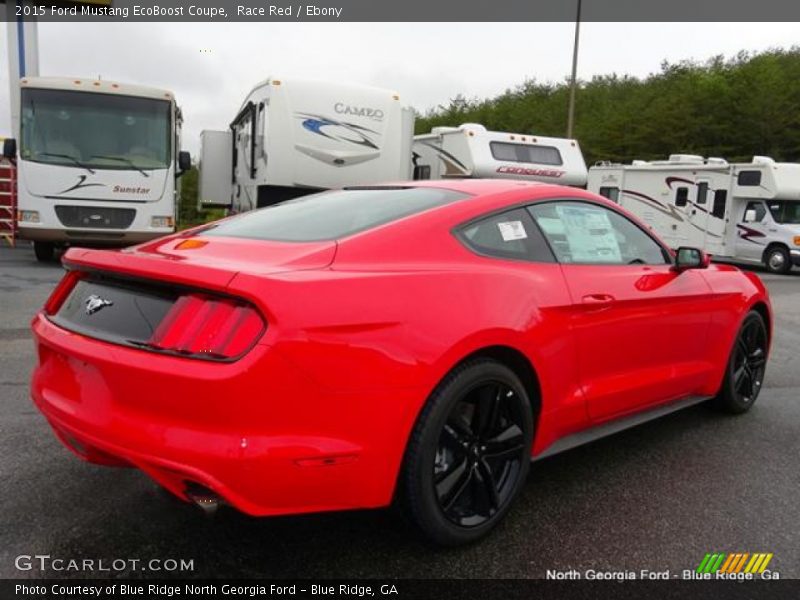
[2,22,799,154]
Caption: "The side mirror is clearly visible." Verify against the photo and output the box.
[744,209,757,223]
[674,246,710,271]
[2,138,17,159]
[177,151,191,174]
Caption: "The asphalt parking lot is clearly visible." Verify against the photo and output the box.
[1,243,799,580]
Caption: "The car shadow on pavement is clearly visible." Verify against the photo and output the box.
[15,400,780,580]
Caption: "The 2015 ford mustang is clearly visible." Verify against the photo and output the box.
[31,180,771,545]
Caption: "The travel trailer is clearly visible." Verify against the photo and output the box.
[587,155,800,273]
[198,77,414,212]
[412,123,588,187]
[3,77,190,261]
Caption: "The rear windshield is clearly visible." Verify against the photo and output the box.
[202,187,469,242]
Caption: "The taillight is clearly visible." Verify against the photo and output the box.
[148,294,265,360]
[44,270,83,315]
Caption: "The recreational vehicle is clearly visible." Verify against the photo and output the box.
[587,155,800,273]
[198,77,414,212]
[3,77,190,261]
[412,124,588,187]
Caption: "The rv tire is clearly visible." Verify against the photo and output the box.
[33,242,55,263]
[763,245,791,274]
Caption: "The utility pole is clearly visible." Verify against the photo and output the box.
[566,0,582,139]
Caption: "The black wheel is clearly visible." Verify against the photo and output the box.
[401,359,533,546]
[764,246,791,274]
[33,241,55,262]
[713,311,768,414]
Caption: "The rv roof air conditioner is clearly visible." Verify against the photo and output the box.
[752,156,775,165]
[632,160,648,166]
[459,123,488,133]
[668,154,705,164]
[706,157,729,166]
[431,126,460,135]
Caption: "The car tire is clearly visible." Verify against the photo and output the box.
[712,311,768,414]
[34,242,55,263]
[763,246,791,274]
[401,358,533,546]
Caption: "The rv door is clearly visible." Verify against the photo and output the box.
[735,200,769,261]
[687,179,711,248]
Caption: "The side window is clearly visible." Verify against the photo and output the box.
[528,201,669,266]
[744,201,766,223]
[712,190,727,219]
[696,182,708,205]
[675,187,689,207]
[598,187,620,203]
[458,208,554,263]
[738,170,762,186]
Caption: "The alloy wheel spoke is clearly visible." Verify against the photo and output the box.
[484,423,525,459]
[471,384,503,439]
[734,363,747,389]
[437,459,472,511]
[475,459,500,512]
[441,423,470,451]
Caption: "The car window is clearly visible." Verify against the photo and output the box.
[458,208,555,263]
[202,187,469,242]
[528,201,669,265]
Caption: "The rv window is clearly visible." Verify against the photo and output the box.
[744,201,766,223]
[737,170,762,186]
[458,208,554,263]
[675,188,689,207]
[598,187,620,202]
[489,142,563,166]
[413,165,431,180]
[528,201,669,266]
[696,182,708,204]
[766,200,800,224]
[712,190,727,219]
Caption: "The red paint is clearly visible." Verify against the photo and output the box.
[30,180,771,517]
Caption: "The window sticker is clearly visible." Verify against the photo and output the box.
[497,220,528,241]
[555,205,622,263]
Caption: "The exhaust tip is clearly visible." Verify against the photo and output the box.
[184,481,221,516]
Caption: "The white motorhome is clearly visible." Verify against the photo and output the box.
[587,155,800,273]
[198,77,414,212]
[4,77,191,261]
[412,124,588,187]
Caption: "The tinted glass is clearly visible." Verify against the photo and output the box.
[697,182,708,204]
[203,187,469,242]
[21,88,171,170]
[712,189,727,219]
[738,170,762,186]
[528,201,668,265]
[675,187,689,207]
[598,187,620,202]
[489,142,563,166]
[746,201,766,222]
[766,200,800,224]
[459,208,554,262]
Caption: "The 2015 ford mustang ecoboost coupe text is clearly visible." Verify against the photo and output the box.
[31,180,771,545]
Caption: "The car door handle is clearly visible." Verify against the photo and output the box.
[582,294,616,304]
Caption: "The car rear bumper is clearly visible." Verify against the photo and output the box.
[31,314,411,516]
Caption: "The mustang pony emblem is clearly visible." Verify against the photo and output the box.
[84,294,113,315]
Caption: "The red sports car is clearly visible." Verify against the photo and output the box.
[31,180,771,545]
